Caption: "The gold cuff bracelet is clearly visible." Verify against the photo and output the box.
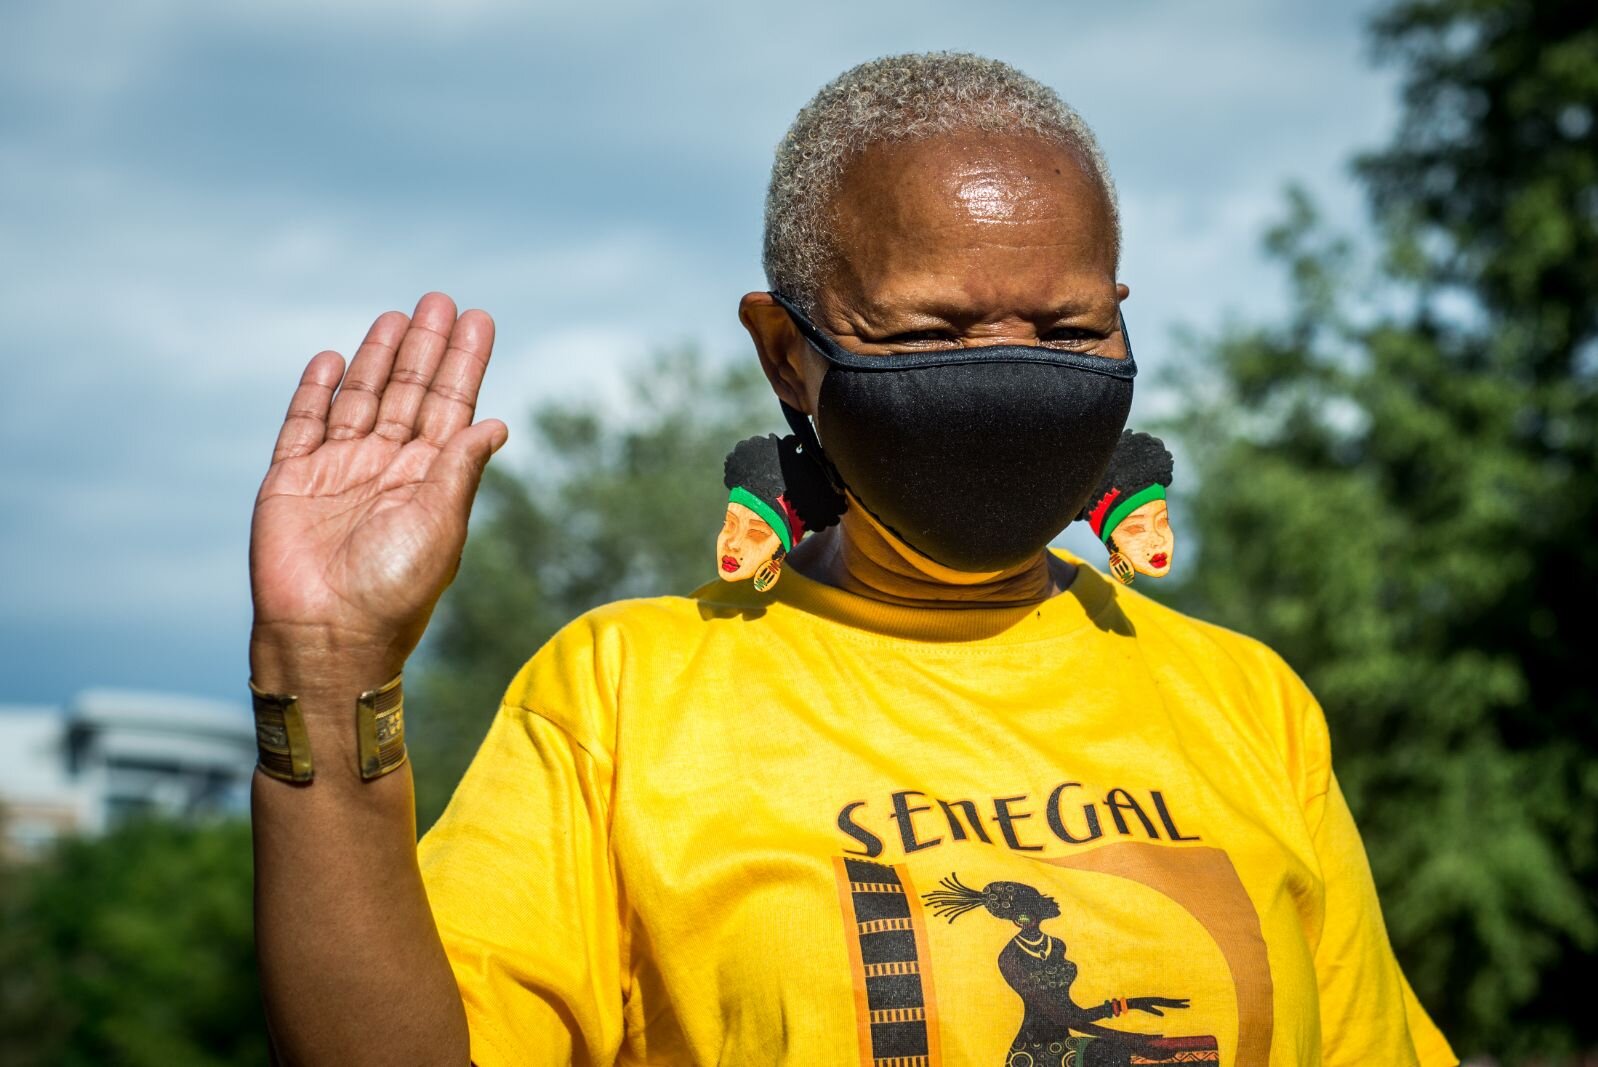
[355,673,408,781]
[248,674,408,784]
[249,681,314,783]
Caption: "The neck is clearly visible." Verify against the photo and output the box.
[791,504,1074,608]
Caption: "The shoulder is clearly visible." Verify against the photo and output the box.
[508,581,767,685]
[496,594,684,747]
[1085,567,1331,794]
[498,584,760,751]
[1099,572,1314,706]
[521,592,708,658]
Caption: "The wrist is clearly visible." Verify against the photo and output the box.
[250,671,409,786]
[249,626,407,701]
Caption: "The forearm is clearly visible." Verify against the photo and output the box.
[250,651,468,1066]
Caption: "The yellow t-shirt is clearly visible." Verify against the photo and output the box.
[417,549,1457,1067]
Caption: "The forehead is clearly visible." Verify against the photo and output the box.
[823,132,1117,316]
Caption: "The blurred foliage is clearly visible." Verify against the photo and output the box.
[1159,1,1597,1061]
[409,347,780,826]
[0,818,266,1067]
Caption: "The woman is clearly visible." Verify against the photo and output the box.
[924,874,1207,1067]
[248,54,1455,1066]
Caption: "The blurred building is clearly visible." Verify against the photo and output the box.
[0,689,255,858]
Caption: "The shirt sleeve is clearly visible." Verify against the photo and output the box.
[1307,770,1458,1067]
[416,700,625,1066]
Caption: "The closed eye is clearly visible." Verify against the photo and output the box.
[1041,326,1113,352]
[878,328,1109,347]
[861,323,1125,358]
[876,329,961,345]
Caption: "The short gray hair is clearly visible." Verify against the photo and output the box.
[762,52,1120,312]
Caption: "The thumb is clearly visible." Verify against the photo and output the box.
[419,418,509,515]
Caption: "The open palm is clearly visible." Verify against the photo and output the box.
[249,293,507,683]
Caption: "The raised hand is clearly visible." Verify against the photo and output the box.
[248,293,507,694]
[1126,996,1191,1017]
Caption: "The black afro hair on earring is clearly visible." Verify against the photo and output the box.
[724,433,845,534]
[1079,430,1174,524]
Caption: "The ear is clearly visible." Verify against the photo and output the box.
[739,291,815,415]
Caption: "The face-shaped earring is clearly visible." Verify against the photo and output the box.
[1105,499,1173,580]
[719,432,843,592]
[1082,431,1176,586]
[718,500,785,584]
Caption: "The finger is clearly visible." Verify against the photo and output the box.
[415,309,495,446]
[271,351,345,464]
[326,310,409,441]
[415,419,509,518]
[372,292,457,443]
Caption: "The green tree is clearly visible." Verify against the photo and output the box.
[409,347,780,826]
[1164,1,1597,1059]
[0,818,266,1067]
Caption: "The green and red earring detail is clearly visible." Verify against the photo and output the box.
[1081,431,1176,586]
[716,433,844,592]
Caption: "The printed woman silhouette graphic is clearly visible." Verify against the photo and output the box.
[924,874,1206,1067]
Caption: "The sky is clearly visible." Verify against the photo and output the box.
[0,0,1399,707]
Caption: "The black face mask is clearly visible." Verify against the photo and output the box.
[771,292,1137,572]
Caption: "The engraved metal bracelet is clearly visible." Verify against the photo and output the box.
[249,673,408,783]
[249,681,314,783]
[355,673,408,781]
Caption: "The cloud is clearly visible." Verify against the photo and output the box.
[0,0,1396,702]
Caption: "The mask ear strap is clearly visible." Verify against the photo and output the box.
[780,398,816,446]
[771,290,850,495]
[780,399,846,495]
